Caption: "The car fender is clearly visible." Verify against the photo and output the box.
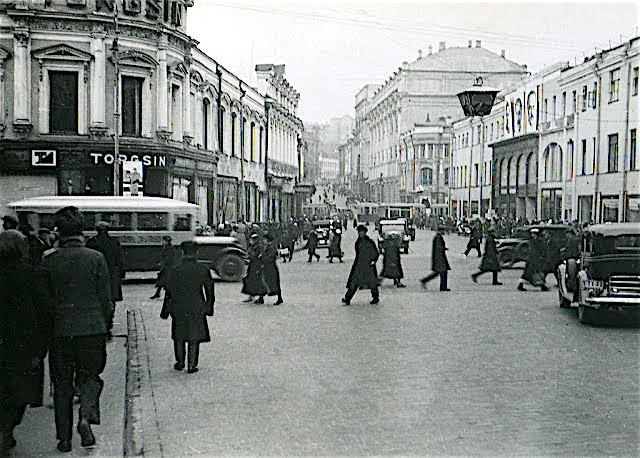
[557,263,573,305]
[216,246,248,262]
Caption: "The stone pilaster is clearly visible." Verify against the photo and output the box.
[89,29,107,137]
[13,27,32,135]
[182,56,192,144]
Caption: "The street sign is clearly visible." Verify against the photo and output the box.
[31,150,57,167]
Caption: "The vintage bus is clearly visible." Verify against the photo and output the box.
[378,203,427,220]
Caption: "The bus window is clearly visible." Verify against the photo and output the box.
[99,212,133,231]
[138,213,169,231]
[173,213,192,231]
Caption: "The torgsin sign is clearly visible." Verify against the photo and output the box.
[90,152,166,167]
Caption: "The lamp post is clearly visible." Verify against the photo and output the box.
[457,77,498,218]
[111,5,120,196]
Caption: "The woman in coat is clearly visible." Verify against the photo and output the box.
[381,233,405,287]
[328,228,343,263]
[261,233,283,305]
[471,228,502,285]
[242,234,267,303]
[342,225,380,305]
[0,231,52,454]
[420,226,451,291]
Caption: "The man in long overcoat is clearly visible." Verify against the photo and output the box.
[261,233,283,305]
[471,227,502,285]
[420,226,451,291]
[161,241,214,374]
[380,233,405,287]
[86,222,124,337]
[342,225,380,305]
[306,229,320,262]
[151,236,179,299]
[0,231,52,454]
[517,228,549,291]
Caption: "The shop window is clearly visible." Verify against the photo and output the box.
[49,71,78,134]
[627,196,640,222]
[122,76,143,136]
[173,213,192,231]
[137,213,169,230]
[630,129,637,170]
[99,212,133,231]
[601,196,619,223]
[609,68,620,103]
[608,133,618,172]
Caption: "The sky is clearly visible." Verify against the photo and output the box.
[187,1,639,124]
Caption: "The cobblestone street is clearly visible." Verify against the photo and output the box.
[125,228,639,456]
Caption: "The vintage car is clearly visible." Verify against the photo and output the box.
[192,236,247,282]
[312,220,333,249]
[377,218,411,253]
[496,224,570,267]
[557,223,640,324]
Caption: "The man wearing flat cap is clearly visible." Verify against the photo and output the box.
[161,241,214,373]
[86,222,124,338]
[342,224,380,305]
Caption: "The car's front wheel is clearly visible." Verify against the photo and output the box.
[215,253,246,282]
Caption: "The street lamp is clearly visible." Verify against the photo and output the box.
[457,77,498,218]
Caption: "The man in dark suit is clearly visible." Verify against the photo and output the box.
[86,222,124,338]
[161,241,214,374]
[40,207,112,453]
[342,225,380,305]
[420,226,451,291]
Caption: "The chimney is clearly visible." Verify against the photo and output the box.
[439,41,446,51]
[476,40,481,48]
[428,45,433,55]
[468,40,472,48]
[418,49,422,59]
[501,49,505,58]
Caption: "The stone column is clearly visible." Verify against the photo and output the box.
[183,57,191,142]
[90,31,106,131]
[156,42,169,133]
[13,28,31,126]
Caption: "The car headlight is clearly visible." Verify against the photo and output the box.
[582,278,606,297]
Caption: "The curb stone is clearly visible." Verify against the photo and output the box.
[125,309,163,456]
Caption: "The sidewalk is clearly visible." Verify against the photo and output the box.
[12,305,127,457]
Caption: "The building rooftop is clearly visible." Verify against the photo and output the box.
[408,46,527,73]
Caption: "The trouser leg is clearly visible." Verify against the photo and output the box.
[75,335,106,425]
[493,271,499,284]
[440,272,448,290]
[174,340,186,366]
[476,247,482,257]
[0,371,27,435]
[50,337,75,441]
[187,342,200,368]
[421,271,438,284]
[344,287,357,302]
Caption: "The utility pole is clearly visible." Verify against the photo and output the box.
[239,83,246,222]
[111,4,120,196]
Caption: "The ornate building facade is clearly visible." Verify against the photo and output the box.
[0,0,306,223]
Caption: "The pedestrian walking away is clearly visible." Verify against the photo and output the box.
[161,241,215,374]
[151,235,180,300]
[0,231,52,455]
[328,228,343,263]
[342,225,380,305]
[380,232,405,287]
[241,234,267,303]
[471,227,502,285]
[420,225,451,291]
[517,228,549,291]
[40,206,113,453]
[464,219,483,257]
[86,221,124,338]
[306,229,321,262]
[261,233,284,305]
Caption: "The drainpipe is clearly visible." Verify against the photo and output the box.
[215,64,223,225]
[468,118,474,217]
[592,56,603,223]
[621,43,632,222]
[265,101,270,221]
[479,116,485,217]
[239,83,246,222]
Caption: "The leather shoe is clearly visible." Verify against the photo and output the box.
[174,362,184,371]
[254,297,264,304]
[57,439,72,453]
[187,367,199,374]
[341,297,350,306]
[274,298,283,305]
[77,420,96,448]
[493,282,503,285]
[370,298,380,304]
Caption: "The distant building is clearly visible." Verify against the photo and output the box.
[319,154,339,181]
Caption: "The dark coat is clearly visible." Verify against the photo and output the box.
[40,236,112,337]
[381,237,403,280]
[241,243,267,296]
[307,231,318,253]
[86,233,124,302]
[161,256,214,343]
[347,235,380,290]
[328,232,342,258]
[522,236,546,285]
[0,260,52,406]
[261,242,281,296]
[479,232,501,272]
[467,223,483,249]
[431,232,451,273]
[155,244,180,287]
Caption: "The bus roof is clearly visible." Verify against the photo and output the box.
[8,196,199,212]
[379,203,426,207]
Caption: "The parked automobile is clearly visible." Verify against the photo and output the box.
[557,223,640,324]
[312,220,333,249]
[378,218,411,253]
[192,236,247,282]
[496,224,570,267]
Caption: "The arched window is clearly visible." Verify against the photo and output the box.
[499,158,506,189]
[250,122,255,161]
[259,126,264,163]
[526,152,536,184]
[231,112,237,157]
[517,154,525,187]
[543,143,563,181]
